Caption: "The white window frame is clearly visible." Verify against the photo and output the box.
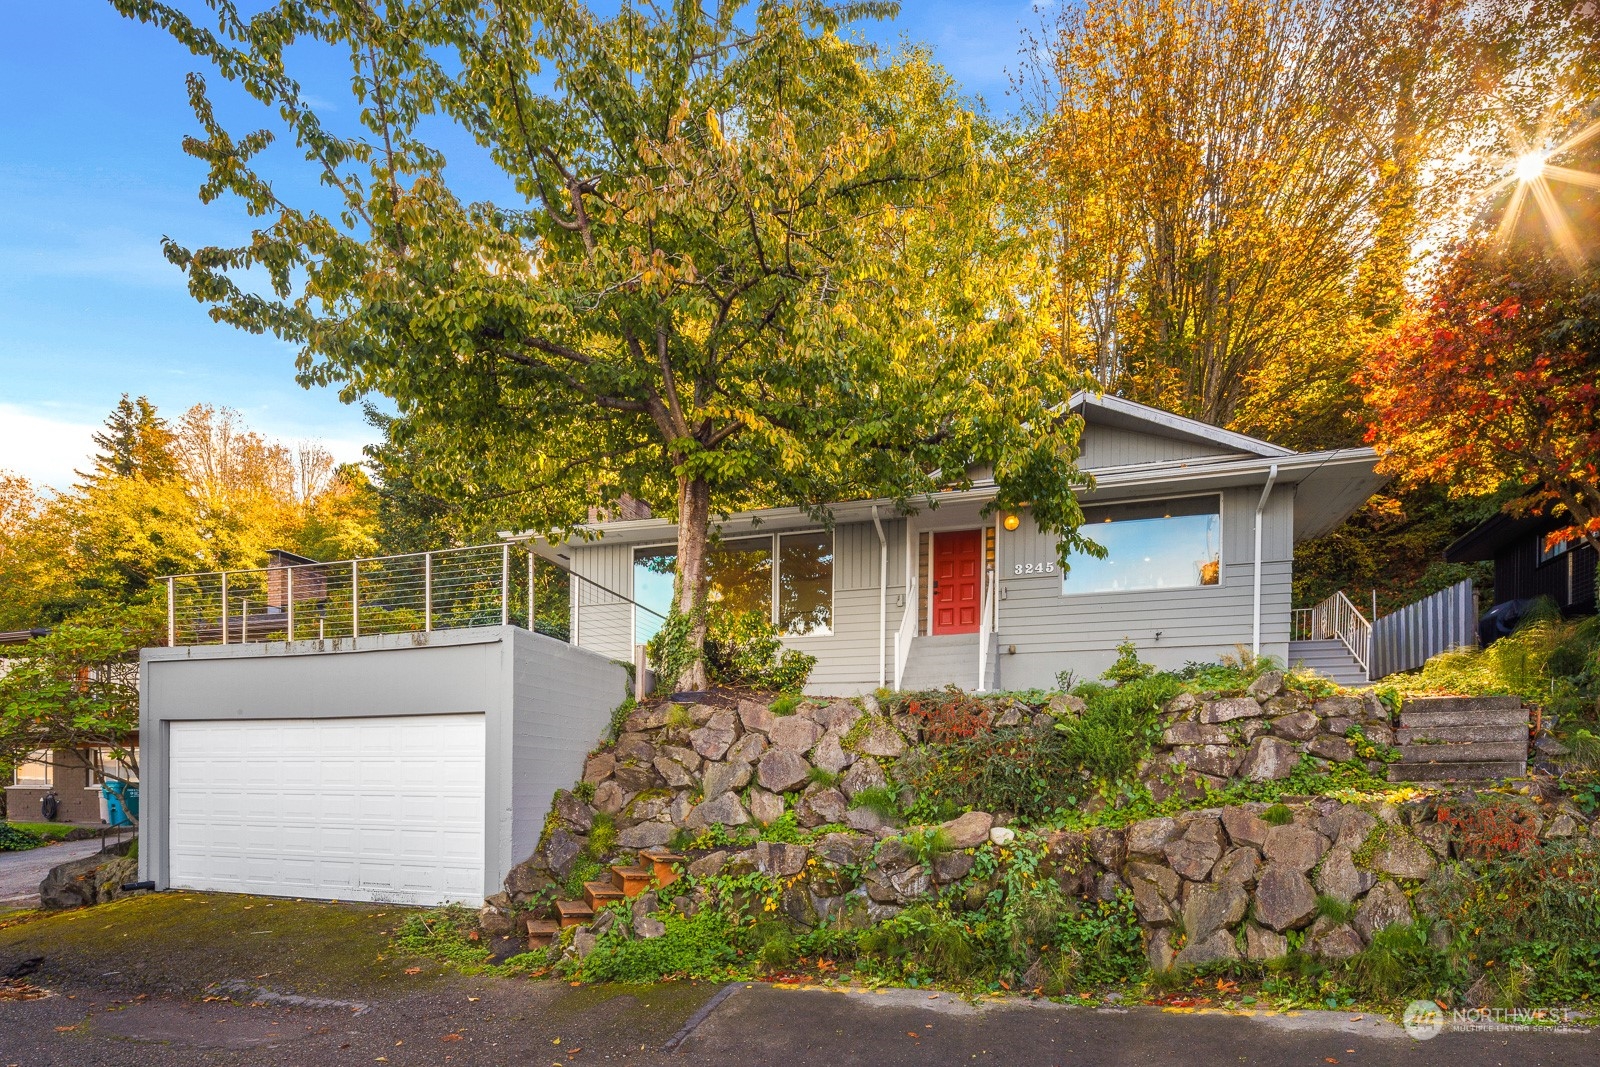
[631,529,837,642]
[1058,491,1226,598]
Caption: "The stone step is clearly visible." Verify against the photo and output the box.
[1400,708,1528,729]
[584,880,625,909]
[555,899,594,927]
[1388,760,1526,782]
[1403,695,1522,715]
[1396,724,1528,745]
[611,864,655,896]
[1396,741,1527,763]
[525,918,560,949]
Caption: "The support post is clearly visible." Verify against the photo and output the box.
[527,548,535,633]
[871,505,887,689]
[501,543,511,626]
[1251,464,1280,656]
[286,566,295,642]
[351,560,360,638]
[424,552,433,632]
[220,571,229,645]
[166,577,175,647]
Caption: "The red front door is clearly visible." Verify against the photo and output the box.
[932,529,983,635]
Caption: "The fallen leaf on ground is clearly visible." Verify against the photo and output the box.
[404,967,422,975]
[442,1034,462,1042]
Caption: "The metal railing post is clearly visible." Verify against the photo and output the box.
[352,559,360,638]
[242,599,249,644]
[424,551,433,632]
[286,566,295,642]
[501,543,511,626]
[526,548,535,632]
[166,577,176,647]
[220,570,229,645]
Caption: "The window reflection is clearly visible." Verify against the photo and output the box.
[1062,497,1221,594]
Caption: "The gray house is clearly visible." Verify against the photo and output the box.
[549,394,1386,694]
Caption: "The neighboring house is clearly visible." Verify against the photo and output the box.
[1445,512,1598,636]
[545,393,1388,694]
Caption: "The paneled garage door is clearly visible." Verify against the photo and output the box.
[167,714,485,905]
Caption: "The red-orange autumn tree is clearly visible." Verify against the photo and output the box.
[1362,240,1600,555]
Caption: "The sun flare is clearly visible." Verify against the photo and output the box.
[1513,150,1548,183]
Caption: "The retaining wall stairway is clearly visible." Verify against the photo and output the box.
[525,846,683,950]
[1387,695,1528,782]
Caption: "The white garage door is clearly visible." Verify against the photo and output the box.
[167,714,485,906]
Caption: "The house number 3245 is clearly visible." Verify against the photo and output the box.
[1013,561,1057,574]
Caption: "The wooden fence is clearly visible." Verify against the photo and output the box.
[1369,578,1478,680]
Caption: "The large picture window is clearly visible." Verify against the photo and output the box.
[1062,496,1221,595]
[634,531,833,644]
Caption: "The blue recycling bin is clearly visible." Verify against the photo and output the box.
[102,780,137,828]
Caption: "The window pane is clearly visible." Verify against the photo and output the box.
[633,537,775,645]
[1062,497,1221,594]
[779,532,833,635]
[633,546,677,646]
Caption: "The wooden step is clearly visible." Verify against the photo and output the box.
[640,848,685,889]
[611,864,655,896]
[1388,760,1526,783]
[584,880,625,909]
[1396,724,1528,745]
[525,918,560,949]
[1396,741,1526,763]
[555,899,594,927]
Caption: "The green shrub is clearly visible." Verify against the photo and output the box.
[1261,804,1295,826]
[580,908,741,982]
[1102,640,1156,685]
[899,727,1080,824]
[848,785,902,821]
[587,812,618,858]
[392,906,494,969]
[1056,672,1181,782]
[858,904,977,982]
[769,693,804,716]
[1342,922,1450,1003]
[704,610,817,691]
[808,766,841,789]
[0,824,44,852]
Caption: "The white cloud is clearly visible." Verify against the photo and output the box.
[0,404,98,490]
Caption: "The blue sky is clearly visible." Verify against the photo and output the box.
[0,2,1046,489]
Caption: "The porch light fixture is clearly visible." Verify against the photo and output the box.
[1003,513,1021,531]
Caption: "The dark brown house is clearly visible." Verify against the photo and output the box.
[1445,513,1597,636]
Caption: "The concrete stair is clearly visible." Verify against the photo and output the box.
[899,633,996,692]
[532,849,685,951]
[1386,696,1528,782]
[1287,639,1369,687]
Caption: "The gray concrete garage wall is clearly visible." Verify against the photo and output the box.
[140,627,627,903]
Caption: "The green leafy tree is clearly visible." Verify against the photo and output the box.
[0,605,157,822]
[116,1,1092,686]
[78,394,179,484]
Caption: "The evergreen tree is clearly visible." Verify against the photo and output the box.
[79,394,178,484]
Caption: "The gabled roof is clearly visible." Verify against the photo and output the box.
[1445,511,1579,563]
[1068,391,1296,459]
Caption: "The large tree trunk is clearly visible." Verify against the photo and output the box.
[672,472,712,691]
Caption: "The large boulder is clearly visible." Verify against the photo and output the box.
[685,792,751,829]
[1163,818,1225,881]
[757,748,812,793]
[1269,711,1321,742]
[1126,861,1181,925]
[1246,671,1285,700]
[1307,735,1354,761]
[748,788,786,827]
[39,844,137,910]
[1253,865,1317,932]
[810,732,854,775]
[756,841,809,878]
[1198,697,1266,724]
[796,787,848,828]
[1170,745,1241,779]
[839,757,887,800]
[727,732,768,764]
[853,718,908,758]
[1314,845,1376,902]
[1262,824,1329,873]
[617,821,674,849]
[769,716,823,753]
[1244,923,1289,961]
[1354,880,1414,942]
[544,828,585,880]
[738,699,778,735]
[652,756,696,789]
[553,790,596,832]
[811,701,864,733]
[1240,737,1299,781]
[939,811,994,849]
[1176,929,1242,967]
[1182,882,1248,941]
[702,759,754,800]
[1126,817,1181,858]
[592,780,629,815]
[1161,722,1231,746]
[1220,807,1271,850]
[1369,830,1437,881]
[584,753,616,782]
[1306,917,1364,960]
[1212,847,1261,886]
[689,708,740,761]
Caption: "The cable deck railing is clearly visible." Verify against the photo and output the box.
[161,541,659,648]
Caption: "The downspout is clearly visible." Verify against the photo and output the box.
[871,506,887,689]
[1252,464,1280,657]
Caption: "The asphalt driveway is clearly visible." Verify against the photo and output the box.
[0,893,1594,1067]
[0,839,105,909]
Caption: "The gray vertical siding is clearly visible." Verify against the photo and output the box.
[508,628,629,866]
[1078,424,1243,468]
[569,542,636,661]
[991,485,1295,688]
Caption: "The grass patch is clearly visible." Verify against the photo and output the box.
[847,785,901,821]
[1314,893,1358,925]
[807,766,841,789]
[1261,804,1295,826]
[769,693,804,716]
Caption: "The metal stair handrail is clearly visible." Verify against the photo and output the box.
[1305,590,1371,675]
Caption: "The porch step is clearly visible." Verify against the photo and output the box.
[899,633,991,692]
[584,880,625,909]
[1287,640,1368,686]
[555,899,594,927]
[1387,760,1528,783]
[639,848,684,889]
[525,918,560,950]
[610,864,655,896]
